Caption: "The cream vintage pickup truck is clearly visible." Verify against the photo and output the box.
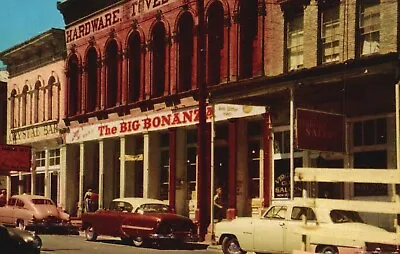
[214,198,399,254]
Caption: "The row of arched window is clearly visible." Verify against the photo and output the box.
[9,76,60,129]
[66,0,261,117]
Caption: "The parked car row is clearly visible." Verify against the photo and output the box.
[0,194,77,234]
[2,193,396,254]
[81,197,199,247]
[214,199,400,254]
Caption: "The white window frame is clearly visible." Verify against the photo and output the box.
[359,0,380,56]
[321,5,340,63]
[287,14,304,71]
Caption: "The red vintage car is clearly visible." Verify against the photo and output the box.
[81,197,199,247]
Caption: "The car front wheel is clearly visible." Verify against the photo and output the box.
[85,225,97,241]
[222,236,246,254]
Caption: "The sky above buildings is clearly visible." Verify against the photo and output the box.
[0,0,65,67]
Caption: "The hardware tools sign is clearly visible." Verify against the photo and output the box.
[296,108,344,152]
[0,145,31,173]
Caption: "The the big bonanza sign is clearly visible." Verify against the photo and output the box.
[67,104,266,143]
[65,0,174,44]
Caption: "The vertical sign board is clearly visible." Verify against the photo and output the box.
[296,108,345,152]
[0,144,31,173]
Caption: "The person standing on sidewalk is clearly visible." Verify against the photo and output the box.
[213,187,225,222]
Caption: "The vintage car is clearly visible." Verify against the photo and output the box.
[0,223,42,254]
[81,197,199,247]
[0,194,76,233]
[215,199,400,254]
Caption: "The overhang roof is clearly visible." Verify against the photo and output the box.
[57,0,123,26]
[209,53,400,106]
[0,28,65,67]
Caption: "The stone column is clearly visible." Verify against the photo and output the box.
[262,111,272,207]
[175,128,187,216]
[226,119,237,219]
[59,145,67,211]
[143,132,149,198]
[120,136,126,198]
[99,140,105,208]
[78,143,85,215]
[168,128,177,212]
[44,149,50,198]
[236,119,249,216]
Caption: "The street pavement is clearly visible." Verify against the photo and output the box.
[39,233,220,254]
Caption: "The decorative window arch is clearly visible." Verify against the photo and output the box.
[47,76,56,120]
[86,47,98,112]
[177,12,194,92]
[105,40,119,108]
[34,81,41,123]
[21,85,29,126]
[238,0,258,79]
[151,22,166,98]
[67,54,80,116]
[10,89,17,128]
[207,1,224,86]
[127,31,141,103]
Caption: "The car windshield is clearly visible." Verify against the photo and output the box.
[330,210,364,223]
[31,199,54,205]
[137,203,170,214]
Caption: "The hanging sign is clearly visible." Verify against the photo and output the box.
[296,108,344,152]
[0,144,31,173]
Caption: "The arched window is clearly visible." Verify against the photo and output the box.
[34,81,41,123]
[86,47,98,112]
[177,12,194,92]
[10,89,17,128]
[47,76,56,120]
[151,22,166,98]
[67,54,80,116]
[21,85,29,126]
[105,40,119,108]
[239,0,258,79]
[207,2,224,86]
[127,32,141,103]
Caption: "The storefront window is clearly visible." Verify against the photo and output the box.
[160,150,169,201]
[352,117,387,196]
[35,173,45,196]
[273,129,303,199]
[248,141,260,198]
[353,118,387,147]
[274,158,303,199]
[35,151,45,167]
[49,149,60,166]
[187,147,197,200]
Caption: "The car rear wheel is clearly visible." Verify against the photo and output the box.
[222,236,246,254]
[16,220,26,230]
[319,246,338,254]
[133,236,145,247]
[85,225,98,241]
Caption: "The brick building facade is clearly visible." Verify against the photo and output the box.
[56,0,400,239]
[0,28,66,205]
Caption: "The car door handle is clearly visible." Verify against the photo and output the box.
[279,222,285,226]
